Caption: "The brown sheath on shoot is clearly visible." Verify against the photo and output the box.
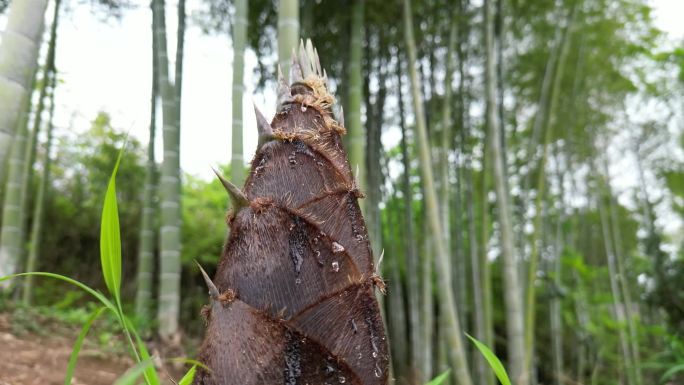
[194,39,389,385]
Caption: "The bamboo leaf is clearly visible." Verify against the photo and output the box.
[168,357,210,372]
[0,272,117,313]
[113,359,155,385]
[178,365,197,385]
[125,316,161,385]
[100,145,124,302]
[425,369,451,385]
[64,307,107,385]
[661,363,684,384]
[466,333,512,385]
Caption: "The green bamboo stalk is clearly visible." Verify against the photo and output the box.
[154,0,185,339]
[135,0,159,321]
[277,0,299,78]
[458,2,490,381]
[20,0,60,303]
[0,0,48,185]
[0,99,31,286]
[420,213,434,383]
[603,157,642,385]
[524,9,574,376]
[484,0,526,383]
[22,66,57,305]
[386,200,408,379]
[549,147,565,385]
[596,174,635,385]
[397,61,424,382]
[0,0,59,288]
[440,18,457,265]
[403,1,473,384]
[231,0,247,186]
[347,0,365,211]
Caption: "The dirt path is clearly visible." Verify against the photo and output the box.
[0,313,133,385]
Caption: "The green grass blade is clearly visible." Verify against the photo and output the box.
[124,316,161,385]
[0,272,117,313]
[661,363,684,384]
[168,358,210,372]
[178,365,197,385]
[64,306,107,385]
[425,369,451,385]
[100,147,124,302]
[113,359,155,385]
[466,333,512,385]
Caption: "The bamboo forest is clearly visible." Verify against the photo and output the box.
[0,0,683,384]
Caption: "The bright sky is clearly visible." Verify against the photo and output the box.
[0,0,682,182]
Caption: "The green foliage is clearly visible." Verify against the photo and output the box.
[64,307,107,385]
[181,169,229,265]
[178,365,197,385]
[0,141,195,384]
[100,143,124,304]
[113,360,155,385]
[36,112,144,302]
[425,369,450,385]
[467,334,512,385]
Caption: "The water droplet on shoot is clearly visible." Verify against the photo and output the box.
[338,376,346,383]
[332,261,340,272]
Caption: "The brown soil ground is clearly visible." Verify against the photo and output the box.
[0,312,183,385]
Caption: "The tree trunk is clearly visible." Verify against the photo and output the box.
[277,0,299,77]
[403,1,473,384]
[154,0,185,339]
[231,0,248,186]
[0,0,48,185]
[135,0,159,322]
[484,0,526,383]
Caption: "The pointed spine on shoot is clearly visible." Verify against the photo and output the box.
[212,167,249,210]
[196,261,219,301]
[277,65,292,107]
[253,103,275,147]
[289,47,304,84]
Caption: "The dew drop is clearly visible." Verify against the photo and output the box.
[295,278,301,285]
[301,105,307,112]
[372,351,378,358]
[332,241,345,253]
[331,261,340,272]
[338,376,346,383]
